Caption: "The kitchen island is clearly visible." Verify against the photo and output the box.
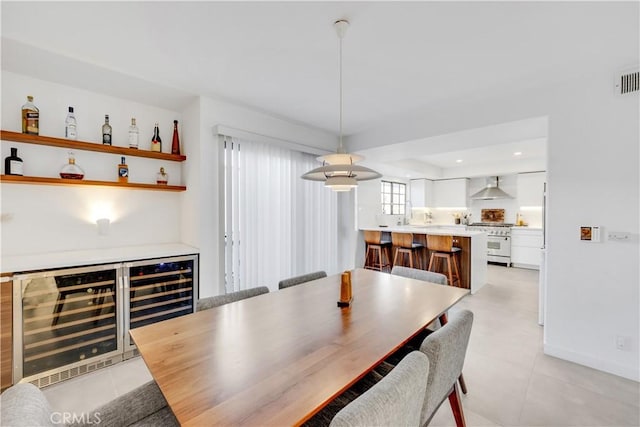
[359,226,487,294]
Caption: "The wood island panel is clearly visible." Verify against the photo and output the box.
[452,236,471,290]
[1,274,13,391]
[386,233,471,290]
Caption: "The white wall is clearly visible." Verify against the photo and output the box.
[345,69,640,380]
[1,72,184,255]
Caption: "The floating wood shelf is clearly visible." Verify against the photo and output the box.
[1,130,186,162]
[0,175,186,192]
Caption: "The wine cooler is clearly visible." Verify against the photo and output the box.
[123,257,196,358]
[12,255,198,388]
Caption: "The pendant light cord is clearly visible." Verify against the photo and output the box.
[338,27,344,153]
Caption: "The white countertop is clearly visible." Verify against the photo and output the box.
[511,226,543,231]
[360,226,485,237]
[1,243,199,273]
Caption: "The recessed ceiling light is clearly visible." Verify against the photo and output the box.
[456,159,463,163]
[514,152,522,156]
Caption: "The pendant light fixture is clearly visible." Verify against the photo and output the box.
[301,19,381,191]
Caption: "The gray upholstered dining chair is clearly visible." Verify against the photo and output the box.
[196,286,269,311]
[417,309,473,427]
[0,380,178,427]
[329,351,430,427]
[278,271,327,290]
[390,265,468,395]
[375,309,474,427]
[391,265,448,286]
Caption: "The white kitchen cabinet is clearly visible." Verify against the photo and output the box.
[511,228,543,269]
[517,172,545,207]
[432,178,469,208]
[410,179,433,207]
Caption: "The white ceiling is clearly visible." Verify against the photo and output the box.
[2,1,637,178]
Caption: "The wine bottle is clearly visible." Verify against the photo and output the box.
[102,115,112,145]
[118,157,128,183]
[128,118,139,149]
[22,96,39,135]
[4,147,24,176]
[65,107,77,140]
[171,120,180,155]
[151,123,162,152]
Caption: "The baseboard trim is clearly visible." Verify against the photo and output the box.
[544,343,639,381]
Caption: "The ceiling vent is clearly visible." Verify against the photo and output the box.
[616,68,639,95]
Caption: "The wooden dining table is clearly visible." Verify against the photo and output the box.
[129,268,469,426]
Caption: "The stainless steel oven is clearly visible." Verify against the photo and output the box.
[487,233,511,266]
[468,222,513,266]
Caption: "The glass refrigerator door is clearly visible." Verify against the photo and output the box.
[14,264,122,383]
[124,255,197,353]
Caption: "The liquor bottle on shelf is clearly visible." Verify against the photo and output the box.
[65,106,77,140]
[128,117,139,149]
[171,120,181,155]
[102,115,112,145]
[4,147,24,176]
[151,122,162,152]
[22,96,39,135]
[118,157,128,183]
[60,152,85,179]
[156,167,168,185]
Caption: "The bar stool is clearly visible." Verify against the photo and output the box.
[391,232,425,269]
[364,230,392,272]
[426,235,461,287]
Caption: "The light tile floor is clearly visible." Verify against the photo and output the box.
[42,265,640,426]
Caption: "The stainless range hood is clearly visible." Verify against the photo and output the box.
[470,176,513,200]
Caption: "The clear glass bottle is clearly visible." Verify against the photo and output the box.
[5,147,24,176]
[65,106,77,140]
[60,152,85,179]
[171,120,180,155]
[102,114,112,145]
[128,117,139,149]
[156,167,168,185]
[151,122,162,152]
[22,95,39,135]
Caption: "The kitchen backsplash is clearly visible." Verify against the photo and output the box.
[411,206,543,228]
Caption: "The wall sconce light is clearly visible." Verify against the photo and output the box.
[96,218,110,236]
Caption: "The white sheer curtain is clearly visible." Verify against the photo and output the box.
[224,136,338,292]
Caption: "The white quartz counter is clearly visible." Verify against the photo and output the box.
[360,225,486,237]
[1,243,199,273]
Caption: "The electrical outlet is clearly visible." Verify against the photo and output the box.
[616,335,630,351]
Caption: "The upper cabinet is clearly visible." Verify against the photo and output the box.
[517,172,545,207]
[410,179,433,208]
[432,178,469,208]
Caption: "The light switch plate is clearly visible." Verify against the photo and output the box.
[608,231,631,241]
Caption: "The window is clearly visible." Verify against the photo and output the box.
[381,181,406,215]
[223,136,338,292]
